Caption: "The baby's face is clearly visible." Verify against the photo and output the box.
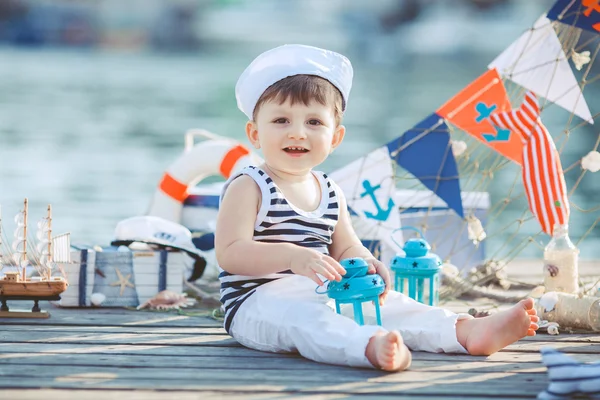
[249,99,343,175]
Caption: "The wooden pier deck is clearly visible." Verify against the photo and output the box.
[0,262,598,399]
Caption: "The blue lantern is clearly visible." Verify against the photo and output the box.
[390,228,442,306]
[323,258,385,325]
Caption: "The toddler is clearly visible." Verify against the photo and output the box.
[215,44,538,371]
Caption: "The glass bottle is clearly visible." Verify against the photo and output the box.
[543,224,579,294]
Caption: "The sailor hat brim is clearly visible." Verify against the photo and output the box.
[235,44,353,120]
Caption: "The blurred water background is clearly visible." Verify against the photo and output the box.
[0,0,598,260]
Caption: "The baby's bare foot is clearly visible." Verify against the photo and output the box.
[366,331,411,371]
[461,298,539,356]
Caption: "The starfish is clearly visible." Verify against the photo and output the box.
[110,267,135,296]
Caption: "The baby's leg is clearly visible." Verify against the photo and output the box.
[455,298,539,356]
[367,290,473,353]
[229,275,409,370]
[367,291,538,355]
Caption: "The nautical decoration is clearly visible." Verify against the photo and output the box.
[466,215,487,246]
[546,0,600,35]
[137,290,195,310]
[387,113,464,218]
[436,68,523,164]
[571,50,592,71]
[58,248,187,307]
[543,224,579,294]
[330,146,400,264]
[538,348,600,399]
[581,150,600,172]
[110,267,135,296]
[489,15,594,124]
[537,292,599,331]
[489,91,570,236]
[450,140,467,157]
[322,258,385,326]
[0,199,70,298]
[390,228,442,306]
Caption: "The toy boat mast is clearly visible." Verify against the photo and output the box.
[45,204,52,280]
[21,198,28,281]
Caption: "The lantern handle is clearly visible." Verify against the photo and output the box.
[391,226,425,250]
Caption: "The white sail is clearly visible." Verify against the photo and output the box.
[35,215,52,271]
[52,233,71,263]
[0,204,3,264]
[11,211,27,266]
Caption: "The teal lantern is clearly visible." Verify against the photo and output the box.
[324,258,385,325]
[390,228,442,306]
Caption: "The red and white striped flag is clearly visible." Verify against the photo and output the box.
[489,91,569,235]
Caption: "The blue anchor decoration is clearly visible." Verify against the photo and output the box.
[360,179,395,221]
[483,125,511,142]
[475,101,511,143]
[475,102,497,122]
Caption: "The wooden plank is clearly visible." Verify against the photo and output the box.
[0,352,554,373]
[0,306,223,327]
[0,325,226,334]
[0,390,505,400]
[0,342,283,358]
[0,331,240,347]
[0,367,550,397]
[0,310,50,319]
[1,341,598,363]
[2,324,598,343]
[2,329,599,354]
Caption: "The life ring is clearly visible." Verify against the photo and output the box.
[148,129,262,223]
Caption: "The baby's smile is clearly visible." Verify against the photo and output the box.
[283,146,310,156]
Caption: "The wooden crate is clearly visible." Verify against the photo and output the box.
[58,248,185,307]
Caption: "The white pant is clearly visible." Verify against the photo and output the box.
[230,275,471,368]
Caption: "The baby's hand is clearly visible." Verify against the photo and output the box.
[289,248,346,286]
[365,257,392,306]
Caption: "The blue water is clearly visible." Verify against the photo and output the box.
[0,46,597,261]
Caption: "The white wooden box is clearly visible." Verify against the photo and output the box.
[58,248,185,307]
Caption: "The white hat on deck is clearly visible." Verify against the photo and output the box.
[235,44,354,120]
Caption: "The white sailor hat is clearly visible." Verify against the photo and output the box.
[235,44,354,120]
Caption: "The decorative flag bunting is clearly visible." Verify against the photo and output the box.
[387,113,464,218]
[329,146,401,262]
[547,0,600,35]
[489,91,569,235]
[489,15,594,125]
[436,68,524,165]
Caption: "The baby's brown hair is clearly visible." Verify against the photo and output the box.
[252,75,344,125]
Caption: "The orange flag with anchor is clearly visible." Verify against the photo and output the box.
[436,68,525,165]
[489,91,569,235]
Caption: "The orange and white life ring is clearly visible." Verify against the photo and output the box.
[148,129,262,223]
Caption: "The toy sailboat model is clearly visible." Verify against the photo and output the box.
[0,199,69,297]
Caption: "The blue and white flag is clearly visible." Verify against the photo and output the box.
[330,146,401,264]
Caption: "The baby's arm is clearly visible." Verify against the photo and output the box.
[215,175,345,284]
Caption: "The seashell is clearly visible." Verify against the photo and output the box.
[539,292,559,312]
[137,290,196,310]
[571,50,591,71]
[466,215,486,246]
[581,150,600,173]
[451,140,467,157]
[547,322,559,335]
[90,292,106,306]
[93,245,103,252]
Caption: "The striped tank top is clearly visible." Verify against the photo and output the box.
[218,165,340,333]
